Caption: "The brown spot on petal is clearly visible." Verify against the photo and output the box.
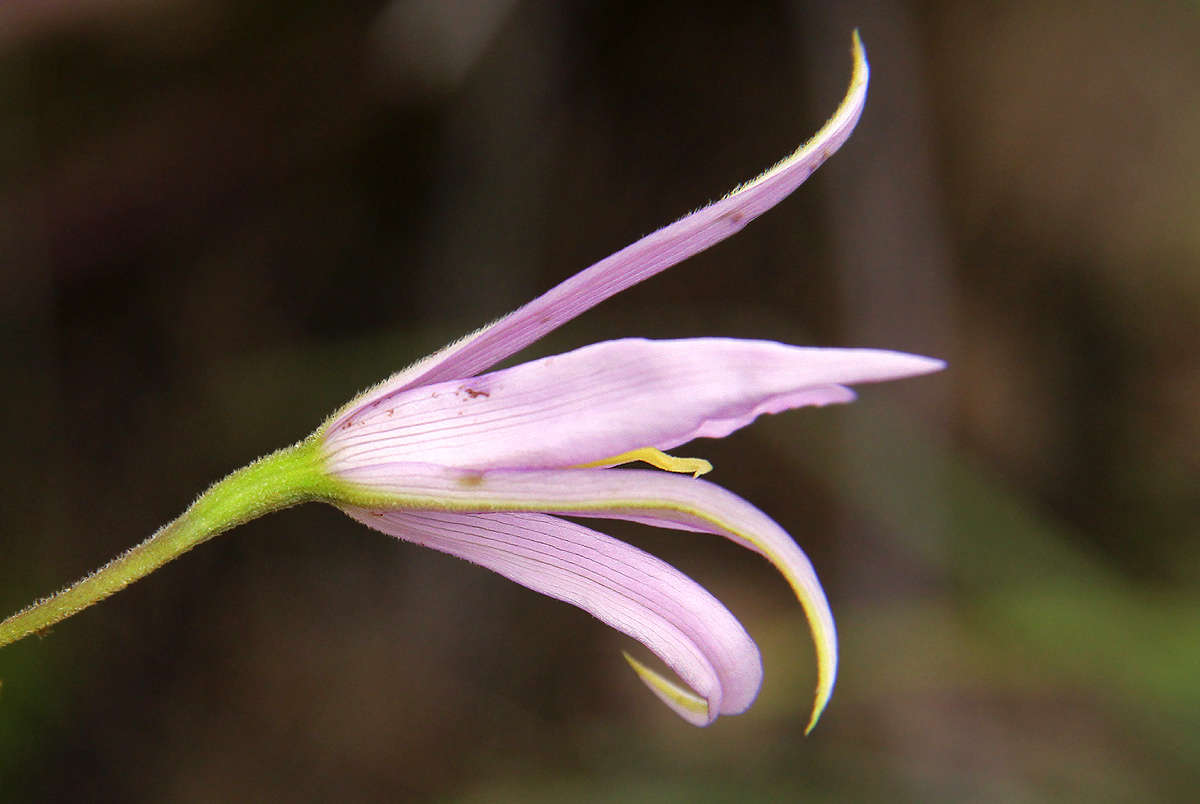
[457,473,484,488]
[464,388,489,399]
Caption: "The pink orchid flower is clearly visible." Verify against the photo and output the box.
[0,33,942,733]
[316,32,938,731]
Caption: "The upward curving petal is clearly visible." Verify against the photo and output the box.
[341,508,762,724]
[325,33,869,430]
[329,464,838,733]
[321,337,943,473]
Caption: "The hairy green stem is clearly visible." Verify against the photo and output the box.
[0,438,329,650]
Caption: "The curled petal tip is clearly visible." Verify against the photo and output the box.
[850,30,868,89]
[622,650,713,727]
[727,29,868,203]
[805,688,832,736]
[804,612,836,736]
[851,29,865,56]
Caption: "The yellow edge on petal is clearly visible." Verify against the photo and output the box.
[330,479,837,734]
[575,447,713,478]
[622,650,711,726]
[726,29,869,198]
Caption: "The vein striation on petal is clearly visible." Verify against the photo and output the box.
[322,338,943,475]
[331,465,838,732]
[342,508,763,724]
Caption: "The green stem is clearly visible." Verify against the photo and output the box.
[0,438,329,650]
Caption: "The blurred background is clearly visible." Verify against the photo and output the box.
[1,1,1197,801]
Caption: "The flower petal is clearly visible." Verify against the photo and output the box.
[341,509,762,724]
[325,33,869,430]
[330,464,838,733]
[322,337,943,473]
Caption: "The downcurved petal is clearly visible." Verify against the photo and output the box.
[330,464,837,733]
[342,509,762,724]
[324,33,869,430]
[322,337,943,473]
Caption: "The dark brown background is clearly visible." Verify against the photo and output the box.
[1,1,1197,801]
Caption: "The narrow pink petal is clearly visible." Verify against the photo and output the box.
[331,464,837,733]
[325,34,869,431]
[322,337,943,474]
[342,509,762,724]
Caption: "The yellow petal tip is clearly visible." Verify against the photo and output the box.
[622,650,711,726]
